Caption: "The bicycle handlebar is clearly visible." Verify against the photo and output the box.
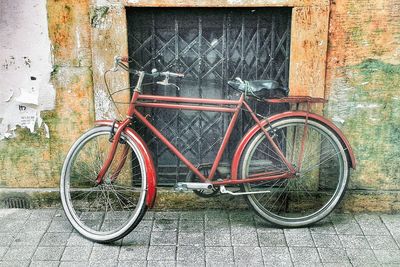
[113,56,184,78]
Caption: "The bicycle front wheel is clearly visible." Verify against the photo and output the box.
[60,126,147,242]
[239,117,349,227]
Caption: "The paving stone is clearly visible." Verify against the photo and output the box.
[261,247,292,265]
[179,220,204,232]
[20,220,51,232]
[62,246,92,261]
[0,209,31,221]
[284,228,315,247]
[254,217,282,233]
[33,246,65,261]
[204,230,231,246]
[322,263,352,267]
[30,261,60,267]
[152,219,178,231]
[0,246,8,259]
[258,232,287,247]
[205,246,233,263]
[47,220,74,233]
[0,233,16,246]
[309,221,336,234]
[93,240,121,247]
[147,261,176,267]
[354,214,390,236]
[3,246,36,261]
[1,209,400,266]
[150,231,177,245]
[204,219,230,231]
[177,245,205,262]
[345,248,378,264]
[147,246,176,261]
[229,211,255,222]
[330,214,363,235]
[233,246,263,264]
[154,211,180,220]
[40,232,70,246]
[11,231,44,247]
[289,247,320,264]
[231,225,258,246]
[29,209,57,221]
[312,233,341,248]
[118,246,148,261]
[339,235,370,249]
[142,211,155,221]
[0,260,30,267]
[380,214,400,235]
[366,235,399,250]
[317,247,350,263]
[88,259,118,267]
[178,232,204,246]
[0,220,26,233]
[53,210,69,221]
[89,245,120,262]
[122,231,151,246]
[293,263,323,267]
[179,211,205,221]
[230,220,255,230]
[118,261,148,267]
[66,232,94,247]
[204,210,230,221]
[374,249,400,264]
[177,260,206,267]
[206,261,235,267]
[134,220,153,233]
[60,261,89,267]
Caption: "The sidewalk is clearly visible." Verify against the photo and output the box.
[0,209,399,266]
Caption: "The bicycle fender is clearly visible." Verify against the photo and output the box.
[95,120,157,208]
[230,111,356,180]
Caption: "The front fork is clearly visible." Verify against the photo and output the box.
[95,119,131,185]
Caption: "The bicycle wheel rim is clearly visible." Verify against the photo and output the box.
[60,127,147,242]
[241,118,348,225]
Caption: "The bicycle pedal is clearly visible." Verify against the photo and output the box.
[174,182,214,192]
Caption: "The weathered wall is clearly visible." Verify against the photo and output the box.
[325,0,400,211]
[0,0,94,188]
[0,0,399,211]
[0,0,55,139]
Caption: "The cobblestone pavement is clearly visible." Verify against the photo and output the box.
[0,209,400,266]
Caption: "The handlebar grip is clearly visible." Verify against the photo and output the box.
[161,71,184,78]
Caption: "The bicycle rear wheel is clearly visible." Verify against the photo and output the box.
[60,126,147,242]
[239,117,349,227]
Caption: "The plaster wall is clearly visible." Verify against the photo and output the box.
[0,0,55,139]
[0,0,399,211]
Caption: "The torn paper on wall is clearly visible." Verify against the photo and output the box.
[0,0,55,140]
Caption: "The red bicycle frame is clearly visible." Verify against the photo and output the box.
[96,69,356,189]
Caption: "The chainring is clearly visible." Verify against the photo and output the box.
[185,164,220,198]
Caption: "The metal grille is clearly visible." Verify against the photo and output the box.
[127,8,291,184]
[2,197,30,209]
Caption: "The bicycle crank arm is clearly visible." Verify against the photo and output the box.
[219,185,270,195]
[175,182,214,192]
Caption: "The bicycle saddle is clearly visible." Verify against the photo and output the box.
[228,79,288,99]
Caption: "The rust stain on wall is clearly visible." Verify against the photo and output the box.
[47,0,91,67]
[289,5,329,97]
[325,0,400,198]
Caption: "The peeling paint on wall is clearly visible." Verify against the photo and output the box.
[0,0,55,140]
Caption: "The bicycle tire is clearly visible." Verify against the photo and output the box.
[60,126,147,243]
[239,117,349,227]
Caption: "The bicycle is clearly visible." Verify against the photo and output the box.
[60,56,356,243]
